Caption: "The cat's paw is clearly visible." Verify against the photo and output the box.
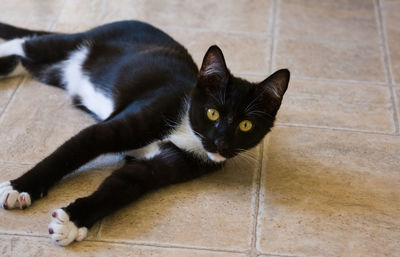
[48,208,88,246]
[0,181,31,209]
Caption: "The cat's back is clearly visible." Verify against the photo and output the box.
[84,20,198,86]
[79,21,198,118]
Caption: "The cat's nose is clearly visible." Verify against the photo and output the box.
[214,138,228,152]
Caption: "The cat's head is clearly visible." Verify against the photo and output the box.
[189,45,289,162]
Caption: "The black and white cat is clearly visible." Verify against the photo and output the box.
[0,21,289,246]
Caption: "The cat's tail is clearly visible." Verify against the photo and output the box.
[0,22,53,40]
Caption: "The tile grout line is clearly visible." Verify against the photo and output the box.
[275,122,398,136]
[48,0,67,32]
[0,232,248,255]
[278,33,386,47]
[0,160,34,166]
[375,0,395,85]
[373,0,389,86]
[160,25,272,38]
[268,0,279,74]
[249,139,265,257]
[374,0,400,134]
[236,73,389,88]
[251,1,279,256]
[391,86,400,135]
[389,86,400,134]
[252,137,305,257]
[254,136,268,257]
[87,239,248,255]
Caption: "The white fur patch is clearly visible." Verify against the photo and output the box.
[125,110,226,163]
[167,111,225,163]
[0,38,26,57]
[48,208,88,246]
[0,181,31,209]
[126,141,161,160]
[0,38,28,79]
[63,47,114,120]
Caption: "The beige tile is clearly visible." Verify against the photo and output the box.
[57,0,271,34]
[0,0,64,22]
[274,38,386,83]
[55,0,141,28]
[140,0,272,34]
[0,79,94,163]
[276,80,395,133]
[165,28,270,75]
[0,78,21,117]
[382,0,400,84]
[0,235,11,257]
[279,0,379,43]
[258,127,400,256]
[10,236,246,257]
[0,163,111,237]
[98,147,260,251]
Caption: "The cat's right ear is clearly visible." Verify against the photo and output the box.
[256,69,290,113]
[197,45,229,91]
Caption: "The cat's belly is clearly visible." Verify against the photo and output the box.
[125,141,161,160]
[63,46,114,120]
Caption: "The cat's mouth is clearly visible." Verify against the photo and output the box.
[206,152,227,163]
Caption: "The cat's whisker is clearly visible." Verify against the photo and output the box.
[232,153,258,166]
[235,149,259,162]
[192,129,205,139]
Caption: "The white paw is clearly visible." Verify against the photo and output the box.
[48,208,88,246]
[0,181,31,209]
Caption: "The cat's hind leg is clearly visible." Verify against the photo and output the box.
[0,55,26,78]
[0,22,54,78]
[0,38,29,78]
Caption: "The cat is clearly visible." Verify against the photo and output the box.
[0,20,289,246]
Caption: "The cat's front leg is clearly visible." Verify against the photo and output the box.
[48,208,88,246]
[48,143,221,246]
[0,120,134,210]
[0,181,31,209]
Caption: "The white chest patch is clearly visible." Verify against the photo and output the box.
[167,112,210,161]
[63,46,114,120]
[126,112,215,162]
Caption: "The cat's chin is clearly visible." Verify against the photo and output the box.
[206,152,227,163]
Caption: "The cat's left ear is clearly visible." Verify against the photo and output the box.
[198,45,229,90]
[256,69,290,112]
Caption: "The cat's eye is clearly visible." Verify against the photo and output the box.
[207,108,220,121]
[239,120,253,132]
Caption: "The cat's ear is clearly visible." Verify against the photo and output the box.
[256,69,290,112]
[198,45,229,90]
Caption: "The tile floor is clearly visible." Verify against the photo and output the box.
[0,0,399,256]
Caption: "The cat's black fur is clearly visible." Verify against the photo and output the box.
[0,21,289,244]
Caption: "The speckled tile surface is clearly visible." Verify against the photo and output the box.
[0,0,399,257]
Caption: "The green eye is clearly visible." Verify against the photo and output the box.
[207,108,220,121]
[239,120,253,132]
